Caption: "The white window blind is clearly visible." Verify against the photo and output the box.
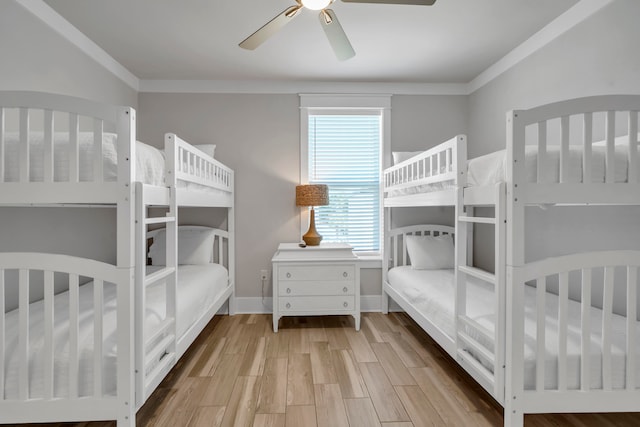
[308,114,381,252]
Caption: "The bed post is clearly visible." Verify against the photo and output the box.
[134,182,146,409]
[454,137,467,358]
[504,110,526,427]
[117,107,136,270]
[163,133,179,356]
[381,206,390,314]
[454,186,465,358]
[228,179,236,315]
[116,106,136,426]
[494,182,507,404]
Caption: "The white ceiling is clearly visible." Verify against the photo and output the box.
[40,0,580,87]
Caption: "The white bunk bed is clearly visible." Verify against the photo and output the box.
[382,95,640,426]
[0,91,235,426]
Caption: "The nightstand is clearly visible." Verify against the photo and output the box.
[271,243,360,332]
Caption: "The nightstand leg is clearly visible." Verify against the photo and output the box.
[354,314,360,331]
[273,315,279,333]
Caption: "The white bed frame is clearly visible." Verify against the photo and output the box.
[383,95,640,426]
[383,134,466,207]
[0,91,235,426]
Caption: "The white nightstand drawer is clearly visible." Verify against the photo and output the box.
[279,296,355,312]
[279,281,354,297]
[279,265,354,281]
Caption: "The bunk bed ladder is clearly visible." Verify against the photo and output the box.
[134,182,178,407]
[455,183,506,404]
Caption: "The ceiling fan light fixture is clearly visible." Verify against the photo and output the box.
[244,0,430,60]
[301,0,331,10]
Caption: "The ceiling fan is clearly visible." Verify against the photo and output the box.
[239,0,437,61]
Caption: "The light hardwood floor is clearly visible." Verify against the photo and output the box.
[15,313,640,426]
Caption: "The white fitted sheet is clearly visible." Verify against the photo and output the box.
[467,143,634,187]
[3,263,228,399]
[386,140,638,198]
[386,180,455,198]
[387,266,640,390]
[2,132,166,185]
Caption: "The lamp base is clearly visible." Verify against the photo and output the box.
[302,233,322,246]
[302,208,323,246]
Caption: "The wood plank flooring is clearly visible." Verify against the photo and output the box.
[14,312,640,426]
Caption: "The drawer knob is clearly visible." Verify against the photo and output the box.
[286,303,291,309]
[286,272,291,278]
[343,302,348,308]
[343,287,348,293]
[343,272,348,278]
[286,288,291,294]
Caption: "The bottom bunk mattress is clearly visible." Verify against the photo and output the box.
[387,266,640,390]
[2,263,228,399]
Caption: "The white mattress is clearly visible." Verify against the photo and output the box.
[387,266,640,390]
[3,263,228,399]
[467,143,635,187]
[386,180,456,198]
[2,132,166,186]
[386,140,638,198]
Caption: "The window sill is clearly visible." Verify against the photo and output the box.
[355,254,382,269]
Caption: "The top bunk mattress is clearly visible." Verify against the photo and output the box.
[387,138,638,198]
[2,132,165,185]
[386,179,456,198]
[467,140,637,187]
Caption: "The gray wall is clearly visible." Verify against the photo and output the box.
[138,93,468,299]
[467,0,640,308]
[0,1,137,107]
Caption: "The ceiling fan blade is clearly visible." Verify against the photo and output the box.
[319,9,355,61]
[341,0,435,5]
[239,5,302,50]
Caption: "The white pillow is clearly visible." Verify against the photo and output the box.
[405,234,454,270]
[148,226,216,265]
[194,144,216,158]
[392,151,422,165]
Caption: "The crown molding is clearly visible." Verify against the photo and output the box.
[15,0,139,91]
[138,79,468,95]
[467,0,615,94]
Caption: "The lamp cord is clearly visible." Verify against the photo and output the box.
[262,276,267,308]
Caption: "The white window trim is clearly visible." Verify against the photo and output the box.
[299,94,391,255]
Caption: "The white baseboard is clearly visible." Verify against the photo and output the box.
[233,295,403,314]
[234,297,273,314]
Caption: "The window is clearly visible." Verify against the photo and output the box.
[300,95,391,255]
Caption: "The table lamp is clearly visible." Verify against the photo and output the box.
[296,184,329,246]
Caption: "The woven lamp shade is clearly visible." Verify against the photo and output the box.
[296,184,329,207]
[296,184,329,246]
